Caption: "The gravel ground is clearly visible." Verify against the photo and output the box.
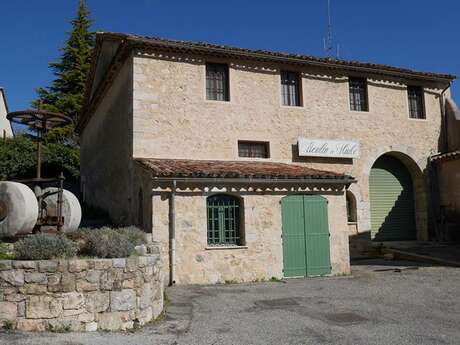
[1,261,460,345]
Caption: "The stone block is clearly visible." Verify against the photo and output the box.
[60,273,76,292]
[24,272,47,284]
[137,306,153,324]
[0,301,17,321]
[110,289,136,311]
[138,284,152,309]
[0,270,24,286]
[4,293,25,302]
[20,284,47,295]
[76,279,98,292]
[17,301,25,317]
[112,258,126,268]
[68,260,89,273]
[47,273,61,288]
[62,292,85,310]
[38,260,58,273]
[26,295,62,319]
[85,291,110,313]
[85,321,98,332]
[97,312,123,331]
[93,259,112,270]
[77,312,95,323]
[16,319,47,332]
[86,270,102,284]
[125,258,138,272]
[13,261,37,270]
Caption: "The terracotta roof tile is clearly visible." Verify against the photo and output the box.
[136,158,354,181]
[104,32,456,81]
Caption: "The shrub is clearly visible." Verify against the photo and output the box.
[14,235,78,260]
[115,226,147,246]
[0,242,14,260]
[73,227,134,258]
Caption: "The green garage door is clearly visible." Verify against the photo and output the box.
[370,155,416,241]
[282,195,331,277]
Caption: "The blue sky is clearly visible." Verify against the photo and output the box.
[0,0,458,111]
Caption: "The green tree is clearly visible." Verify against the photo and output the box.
[35,0,94,140]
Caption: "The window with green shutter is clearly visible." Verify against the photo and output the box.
[207,195,241,246]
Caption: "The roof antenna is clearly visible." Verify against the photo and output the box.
[323,0,339,59]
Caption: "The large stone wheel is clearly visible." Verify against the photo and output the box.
[41,188,82,232]
[0,182,38,237]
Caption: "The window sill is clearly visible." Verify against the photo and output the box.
[408,117,427,121]
[347,221,357,225]
[205,245,248,250]
[280,104,303,109]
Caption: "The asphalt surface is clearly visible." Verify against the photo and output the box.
[1,261,460,345]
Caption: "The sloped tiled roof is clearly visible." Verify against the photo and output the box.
[136,158,354,181]
[104,32,456,81]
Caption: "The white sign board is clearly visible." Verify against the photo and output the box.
[298,138,360,159]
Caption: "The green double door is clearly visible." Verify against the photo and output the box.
[281,195,331,277]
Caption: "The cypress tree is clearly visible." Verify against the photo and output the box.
[35,0,94,141]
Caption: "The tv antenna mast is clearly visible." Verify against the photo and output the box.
[323,0,339,59]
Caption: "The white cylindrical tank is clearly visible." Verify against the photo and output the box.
[0,182,39,237]
[41,188,82,232]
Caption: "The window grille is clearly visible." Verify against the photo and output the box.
[206,63,229,101]
[349,78,368,111]
[238,141,269,158]
[407,86,425,119]
[281,71,301,106]
[207,195,241,245]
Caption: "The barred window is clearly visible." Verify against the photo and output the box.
[206,63,229,101]
[238,141,270,158]
[407,86,425,119]
[207,195,241,246]
[281,71,301,106]
[349,77,368,111]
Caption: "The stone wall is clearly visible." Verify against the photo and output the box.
[152,189,350,285]
[0,252,163,332]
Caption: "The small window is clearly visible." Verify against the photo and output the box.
[407,86,425,119]
[349,77,368,111]
[281,71,301,106]
[238,141,270,158]
[206,63,229,101]
[207,194,242,246]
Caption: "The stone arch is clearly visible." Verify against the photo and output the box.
[346,183,369,232]
[364,146,428,240]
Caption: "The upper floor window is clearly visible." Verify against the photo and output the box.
[407,86,425,119]
[207,194,242,246]
[281,71,301,106]
[349,77,368,111]
[206,63,229,101]
[238,141,270,158]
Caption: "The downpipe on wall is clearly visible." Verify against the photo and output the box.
[169,179,176,286]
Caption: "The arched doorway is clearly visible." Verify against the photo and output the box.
[370,155,416,241]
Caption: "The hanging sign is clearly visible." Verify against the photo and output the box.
[298,137,360,159]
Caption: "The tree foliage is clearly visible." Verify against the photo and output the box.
[34,0,94,135]
[0,136,80,182]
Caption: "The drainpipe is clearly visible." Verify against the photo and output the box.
[440,82,451,153]
[168,180,176,286]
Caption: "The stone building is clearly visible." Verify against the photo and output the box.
[77,32,455,284]
[0,88,13,138]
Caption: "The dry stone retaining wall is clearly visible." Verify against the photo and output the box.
[0,250,163,332]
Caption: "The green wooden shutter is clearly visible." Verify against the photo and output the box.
[282,195,331,277]
[281,195,307,277]
[370,156,416,241]
[304,195,331,276]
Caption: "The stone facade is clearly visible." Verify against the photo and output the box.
[152,190,349,285]
[0,252,163,332]
[79,34,454,284]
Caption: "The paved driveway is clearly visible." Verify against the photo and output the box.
[2,261,460,345]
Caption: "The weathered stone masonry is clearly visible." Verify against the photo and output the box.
[0,248,163,332]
